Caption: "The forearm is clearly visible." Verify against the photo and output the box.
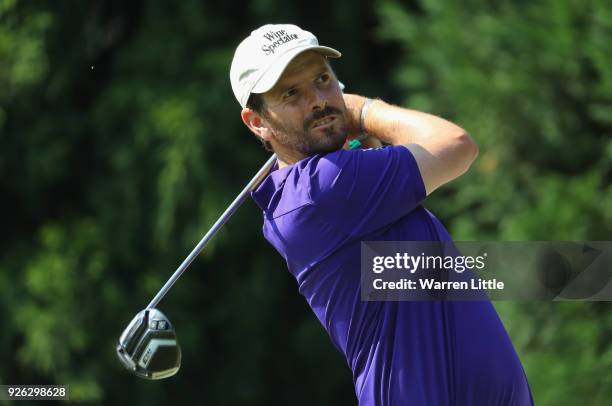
[343,93,479,194]
[344,94,468,146]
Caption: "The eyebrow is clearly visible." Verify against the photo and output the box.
[284,57,327,76]
[275,64,331,95]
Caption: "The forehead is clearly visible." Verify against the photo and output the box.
[270,51,330,92]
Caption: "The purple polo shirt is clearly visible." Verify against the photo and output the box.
[251,146,533,405]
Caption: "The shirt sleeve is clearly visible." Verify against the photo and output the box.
[309,145,427,237]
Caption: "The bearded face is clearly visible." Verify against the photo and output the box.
[264,103,348,156]
[257,51,349,160]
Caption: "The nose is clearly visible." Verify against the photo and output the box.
[307,86,327,111]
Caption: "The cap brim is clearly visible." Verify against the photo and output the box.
[250,46,341,95]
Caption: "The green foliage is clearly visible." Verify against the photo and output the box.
[14,221,108,402]
[0,0,51,102]
[1,0,610,404]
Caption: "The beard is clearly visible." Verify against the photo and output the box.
[265,105,348,156]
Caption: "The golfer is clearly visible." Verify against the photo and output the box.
[230,24,533,405]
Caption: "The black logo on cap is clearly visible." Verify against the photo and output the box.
[261,30,299,56]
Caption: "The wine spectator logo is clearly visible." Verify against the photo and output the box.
[261,29,299,55]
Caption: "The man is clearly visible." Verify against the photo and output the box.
[230,24,533,405]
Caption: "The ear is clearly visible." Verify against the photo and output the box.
[241,108,273,142]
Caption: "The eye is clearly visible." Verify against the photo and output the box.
[316,73,330,84]
[282,88,298,100]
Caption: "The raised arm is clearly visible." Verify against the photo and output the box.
[344,94,479,195]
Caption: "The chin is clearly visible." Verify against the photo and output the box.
[312,138,346,155]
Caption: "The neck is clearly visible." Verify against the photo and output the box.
[271,144,307,169]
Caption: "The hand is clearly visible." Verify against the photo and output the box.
[342,93,383,149]
[342,93,366,135]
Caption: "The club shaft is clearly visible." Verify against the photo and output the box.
[146,154,277,309]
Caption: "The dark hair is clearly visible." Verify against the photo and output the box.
[247,93,265,114]
[246,93,273,151]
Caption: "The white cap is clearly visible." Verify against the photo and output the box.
[230,24,341,108]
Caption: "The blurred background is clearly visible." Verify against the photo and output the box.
[1,0,611,404]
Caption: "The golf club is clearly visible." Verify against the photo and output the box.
[116,126,365,380]
[116,153,277,380]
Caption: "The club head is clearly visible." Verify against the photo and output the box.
[116,308,181,380]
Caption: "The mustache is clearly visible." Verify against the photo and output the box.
[304,106,343,131]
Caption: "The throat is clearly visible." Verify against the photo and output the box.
[272,145,308,168]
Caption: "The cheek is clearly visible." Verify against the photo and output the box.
[268,109,305,132]
[327,90,346,110]
[279,107,307,127]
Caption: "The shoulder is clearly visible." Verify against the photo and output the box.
[305,146,419,193]
[309,145,415,171]
[269,145,421,211]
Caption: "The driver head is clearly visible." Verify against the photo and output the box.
[116,308,181,380]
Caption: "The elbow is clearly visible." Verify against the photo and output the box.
[457,131,479,174]
[464,131,479,164]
